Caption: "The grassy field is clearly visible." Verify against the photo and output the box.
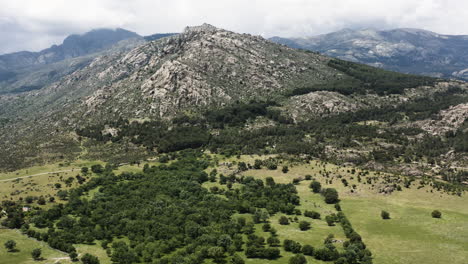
[1,155,467,264]
[0,229,71,264]
[223,156,468,264]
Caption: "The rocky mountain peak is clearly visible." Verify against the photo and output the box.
[183,23,220,34]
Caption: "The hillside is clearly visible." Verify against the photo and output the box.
[270,28,468,80]
[0,24,466,177]
[0,24,467,264]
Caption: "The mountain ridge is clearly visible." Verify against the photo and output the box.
[270,28,468,80]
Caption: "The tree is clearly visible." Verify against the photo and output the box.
[81,253,100,264]
[323,188,339,204]
[289,254,307,264]
[238,162,248,171]
[282,166,289,173]
[310,181,321,193]
[90,164,103,174]
[431,210,442,218]
[381,210,390,219]
[31,248,42,260]
[299,221,311,231]
[279,216,289,225]
[37,197,46,205]
[265,177,276,187]
[81,167,89,175]
[230,253,245,264]
[302,245,314,256]
[267,236,280,247]
[325,215,336,226]
[4,240,16,252]
[69,252,78,262]
[334,203,341,211]
[253,159,262,169]
[284,240,302,253]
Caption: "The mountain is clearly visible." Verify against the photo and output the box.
[144,33,178,41]
[0,28,145,95]
[0,28,141,70]
[270,28,468,80]
[0,24,466,180]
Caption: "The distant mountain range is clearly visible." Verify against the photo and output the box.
[270,28,468,80]
[0,28,176,95]
[0,24,466,172]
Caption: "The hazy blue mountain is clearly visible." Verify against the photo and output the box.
[0,28,141,70]
[270,28,468,80]
[0,28,145,94]
[144,33,178,41]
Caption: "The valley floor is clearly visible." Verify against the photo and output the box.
[0,155,467,264]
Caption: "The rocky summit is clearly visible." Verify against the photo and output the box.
[0,24,466,178]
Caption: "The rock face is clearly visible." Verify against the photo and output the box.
[11,23,338,124]
[270,28,468,80]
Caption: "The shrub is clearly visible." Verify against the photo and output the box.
[299,221,311,231]
[309,181,321,193]
[4,240,16,252]
[81,253,100,264]
[31,248,42,260]
[279,216,289,225]
[431,210,442,218]
[284,240,302,253]
[289,254,307,264]
[381,210,390,219]
[304,210,321,219]
[302,244,314,256]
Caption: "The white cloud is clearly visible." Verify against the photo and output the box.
[0,0,467,54]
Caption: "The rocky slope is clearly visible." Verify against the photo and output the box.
[271,28,468,80]
[0,24,466,173]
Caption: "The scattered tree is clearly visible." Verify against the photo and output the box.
[381,210,390,220]
[431,210,442,218]
[31,248,42,261]
[4,240,16,252]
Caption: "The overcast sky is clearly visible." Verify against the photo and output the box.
[1,0,468,54]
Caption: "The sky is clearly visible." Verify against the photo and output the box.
[1,0,468,54]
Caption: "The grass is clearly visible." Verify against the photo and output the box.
[1,155,467,264]
[226,157,468,264]
[0,229,71,264]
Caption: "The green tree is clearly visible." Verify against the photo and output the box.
[431,210,442,218]
[253,159,262,169]
[69,252,78,262]
[230,253,245,264]
[90,164,103,174]
[289,254,307,264]
[31,248,42,260]
[302,245,314,256]
[299,221,311,231]
[323,188,339,204]
[309,181,321,193]
[81,253,100,264]
[279,216,289,225]
[81,167,89,175]
[238,162,248,171]
[282,166,289,173]
[381,210,390,219]
[4,240,16,252]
